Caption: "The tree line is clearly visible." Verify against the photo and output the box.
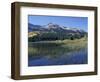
[28,32,86,42]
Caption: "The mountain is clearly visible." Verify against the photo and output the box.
[28,23,86,33]
[28,23,42,32]
[28,23,87,42]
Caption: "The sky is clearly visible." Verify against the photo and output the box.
[28,15,88,31]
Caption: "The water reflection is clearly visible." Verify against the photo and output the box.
[28,42,88,66]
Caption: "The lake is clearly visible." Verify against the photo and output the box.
[28,41,88,66]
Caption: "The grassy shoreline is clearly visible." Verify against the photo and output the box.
[28,37,87,58]
[29,37,87,48]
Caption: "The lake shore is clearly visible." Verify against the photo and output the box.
[28,37,87,56]
[28,37,88,66]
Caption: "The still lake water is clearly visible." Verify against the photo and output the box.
[28,42,88,66]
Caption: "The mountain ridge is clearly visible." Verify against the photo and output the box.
[28,23,87,42]
[28,23,86,33]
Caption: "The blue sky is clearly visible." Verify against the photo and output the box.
[28,15,88,31]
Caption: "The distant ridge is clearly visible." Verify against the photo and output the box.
[28,23,86,33]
